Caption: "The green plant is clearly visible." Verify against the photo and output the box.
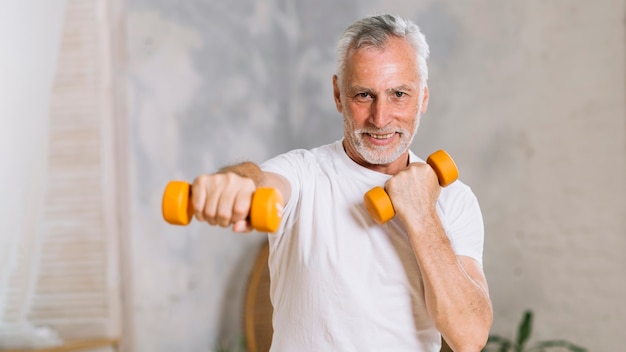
[215,337,247,352]
[482,310,587,352]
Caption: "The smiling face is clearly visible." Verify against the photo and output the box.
[333,36,429,175]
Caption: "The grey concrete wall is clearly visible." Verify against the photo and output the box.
[125,1,626,351]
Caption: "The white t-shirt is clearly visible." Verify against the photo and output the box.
[261,140,484,352]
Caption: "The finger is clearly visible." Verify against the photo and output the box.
[192,176,219,225]
[203,192,219,226]
[191,179,208,223]
[231,188,252,224]
[215,188,238,228]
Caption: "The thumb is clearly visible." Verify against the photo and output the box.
[232,219,252,233]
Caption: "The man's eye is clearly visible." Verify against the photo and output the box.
[357,92,370,99]
[394,91,406,98]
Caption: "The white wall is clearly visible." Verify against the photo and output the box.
[433,1,626,347]
[120,0,625,351]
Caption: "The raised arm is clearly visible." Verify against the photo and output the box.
[191,161,290,232]
[385,162,493,351]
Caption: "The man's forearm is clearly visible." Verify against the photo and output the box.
[405,213,492,351]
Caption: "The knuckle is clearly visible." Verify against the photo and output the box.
[203,207,216,219]
[193,174,211,187]
[232,203,249,220]
[216,208,231,222]
[222,172,239,185]
[385,176,397,190]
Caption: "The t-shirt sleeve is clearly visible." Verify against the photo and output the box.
[260,149,311,224]
[438,182,485,266]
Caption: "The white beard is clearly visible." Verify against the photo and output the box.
[345,110,421,165]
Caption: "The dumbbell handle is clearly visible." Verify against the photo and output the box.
[363,150,458,225]
[161,181,284,232]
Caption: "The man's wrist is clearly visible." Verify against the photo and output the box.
[218,161,264,186]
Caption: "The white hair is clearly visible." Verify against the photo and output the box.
[335,14,430,88]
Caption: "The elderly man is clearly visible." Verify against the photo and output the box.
[191,14,492,352]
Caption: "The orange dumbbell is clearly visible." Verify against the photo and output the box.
[363,150,459,225]
[161,181,284,232]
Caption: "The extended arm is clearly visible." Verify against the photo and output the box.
[191,161,290,232]
[385,162,492,351]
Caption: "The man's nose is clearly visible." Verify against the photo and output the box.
[370,97,392,128]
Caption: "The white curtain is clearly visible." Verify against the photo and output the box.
[0,0,67,348]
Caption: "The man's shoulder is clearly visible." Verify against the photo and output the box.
[280,140,342,162]
[309,140,342,155]
[262,140,341,171]
[439,179,481,215]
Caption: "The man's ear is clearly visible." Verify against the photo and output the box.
[420,85,429,114]
[332,75,343,113]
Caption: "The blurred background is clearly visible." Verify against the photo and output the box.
[1,0,624,351]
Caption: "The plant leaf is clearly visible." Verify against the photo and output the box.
[515,310,533,352]
[238,337,247,352]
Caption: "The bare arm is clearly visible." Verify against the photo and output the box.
[385,162,492,351]
[191,161,290,232]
